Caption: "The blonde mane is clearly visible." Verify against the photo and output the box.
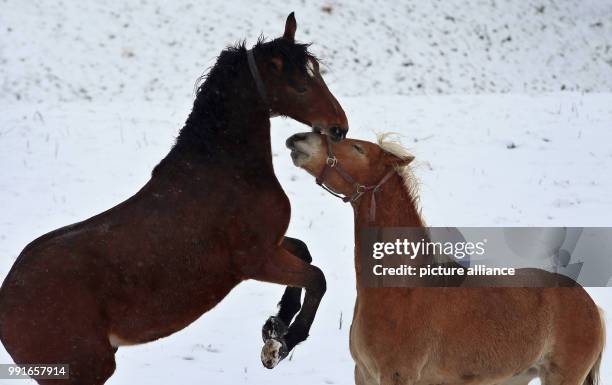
[376,133,445,260]
[376,132,422,217]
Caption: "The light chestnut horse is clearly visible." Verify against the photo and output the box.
[286,132,605,385]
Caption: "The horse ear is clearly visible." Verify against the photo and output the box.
[383,151,414,167]
[399,154,415,166]
[283,12,297,42]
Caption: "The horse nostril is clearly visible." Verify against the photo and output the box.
[286,133,307,148]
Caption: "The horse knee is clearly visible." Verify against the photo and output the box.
[292,239,312,263]
[308,265,326,297]
[283,237,312,263]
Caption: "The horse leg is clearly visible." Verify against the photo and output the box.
[497,369,539,385]
[355,364,378,385]
[541,357,600,385]
[36,342,116,385]
[261,236,313,341]
[5,329,116,385]
[1,293,116,385]
[540,355,598,385]
[541,370,585,385]
[250,246,326,368]
[541,303,605,385]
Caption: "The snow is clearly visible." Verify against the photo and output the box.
[2,93,612,384]
[2,1,612,384]
[2,0,612,103]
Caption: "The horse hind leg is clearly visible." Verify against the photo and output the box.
[541,370,584,385]
[541,357,604,385]
[540,355,603,385]
[497,368,539,385]
[1,285,117,384]
[4,320,117,385]
[542,305,605,385]
[37,346,116,385]
[261,237,313,342]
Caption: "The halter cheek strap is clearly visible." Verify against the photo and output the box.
[315,135,395,223]
[247,49,271,111]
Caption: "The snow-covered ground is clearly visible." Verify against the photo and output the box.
[1,93,612,384]
[2,0,612,384]
[2,0,612,103]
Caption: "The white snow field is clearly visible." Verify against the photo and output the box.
[2,0,612,103]
[1,94,612,384]
[1,0,612,384]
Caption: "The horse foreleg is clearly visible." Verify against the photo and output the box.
[250,246,326,369]
[261,236,313,342]
[355,364,378,385]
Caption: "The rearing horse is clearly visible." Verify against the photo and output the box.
[0,13,348,384]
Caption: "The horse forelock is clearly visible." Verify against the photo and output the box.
[259,37,318,76]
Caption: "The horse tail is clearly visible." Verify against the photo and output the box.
[584,307,606,385]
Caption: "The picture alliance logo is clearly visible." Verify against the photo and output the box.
[371,238,487,260]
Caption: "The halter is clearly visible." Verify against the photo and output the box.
[316,135,395,223]
[247,49,270,111]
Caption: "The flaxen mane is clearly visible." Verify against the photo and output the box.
[377,133,464,266]
[376,132,422,218]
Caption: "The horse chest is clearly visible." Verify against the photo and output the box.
[250,189,290,224]
[174,167,291,238]
[350,296,398,363]
[233,178,291,236]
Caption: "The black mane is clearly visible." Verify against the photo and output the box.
[153,37,315,175]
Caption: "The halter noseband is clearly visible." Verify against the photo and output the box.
[316,135,395,223]
[247,49,271,111]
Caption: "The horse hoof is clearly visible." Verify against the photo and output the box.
[262,316,288,342]
[261,338,288,369]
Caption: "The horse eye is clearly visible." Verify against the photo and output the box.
[353,144,365,154]
[295,86,307,94]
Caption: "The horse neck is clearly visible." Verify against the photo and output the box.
[155,53,273,179]
[352,172,431,291]
[186,83,272,163]
[352,172,423,228]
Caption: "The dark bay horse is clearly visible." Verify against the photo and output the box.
[0,13,348,384]
[287,132,605,385]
